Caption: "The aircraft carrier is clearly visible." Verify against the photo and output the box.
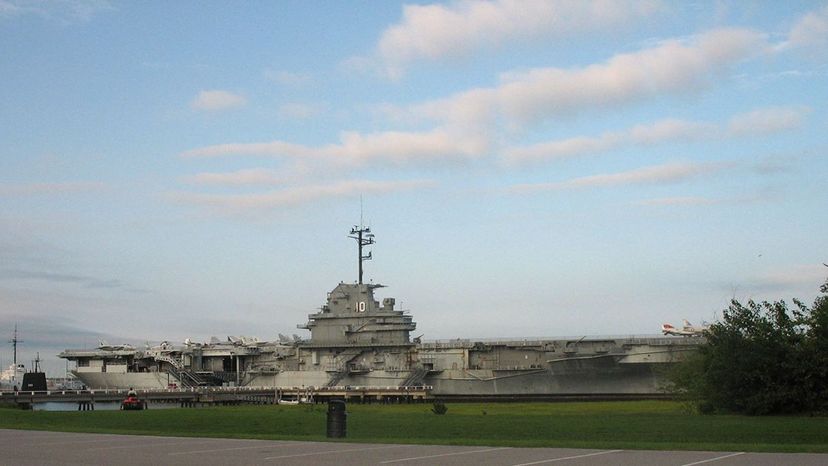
[59,226,703,397]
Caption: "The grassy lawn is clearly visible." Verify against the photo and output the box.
[1,401,826,453]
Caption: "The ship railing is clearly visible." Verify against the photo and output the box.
[400,367,429,387]
[419,335,695,348]
[162,365,209,388]
[0,385,436,399]
[154,354,184,369]
[324,371,348,387]
[319,385,433,391]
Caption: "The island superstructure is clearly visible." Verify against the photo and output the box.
[59,225,702,396]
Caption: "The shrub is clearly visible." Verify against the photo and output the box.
[668,273,828,415]
[431,401,448,415]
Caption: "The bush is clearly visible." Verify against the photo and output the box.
[669,274,828,415]
[431,401,448,415]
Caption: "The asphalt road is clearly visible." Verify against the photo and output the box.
[2,429,826,466]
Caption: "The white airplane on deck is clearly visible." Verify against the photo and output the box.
[661,320,710,336]
[97,341,135,351]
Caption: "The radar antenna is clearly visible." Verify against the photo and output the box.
[348,224,375,285]
[8,323,22,368]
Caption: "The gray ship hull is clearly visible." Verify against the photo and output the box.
[70,371,175,390]
[427,365,661,396]
[67,336,700,396]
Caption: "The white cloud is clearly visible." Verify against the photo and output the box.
[503,107,808,164]
[503,134,624,163]
[170,179,434,211]
[181,128,489,166]
[511,162,723,193]
[181,169,296,187]
[503,119,711,164]
[635,191,773,208]
[416,28,768,129]
[371,0,663,78]
[726,106,809,136]
[332,130,487,164]
[778,5,828,52]
[183,28,770,172]
[191,90,247,112]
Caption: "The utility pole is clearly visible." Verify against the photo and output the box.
[348,225,374,284]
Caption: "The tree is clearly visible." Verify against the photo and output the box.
[669,274,828,415]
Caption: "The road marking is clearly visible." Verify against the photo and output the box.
[4,435,132,447]
[263,444,406,460]
[37,438,146,446]
[681,452,746,465]
[380,447,511,463]
[510,449,623,465]
[169,442,305,455]
[88,439,215,451]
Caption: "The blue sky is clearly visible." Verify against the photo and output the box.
[1,1,827,375]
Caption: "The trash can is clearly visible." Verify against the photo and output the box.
[326,399,347,438]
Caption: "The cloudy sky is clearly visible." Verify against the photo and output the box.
[1,1,827,375]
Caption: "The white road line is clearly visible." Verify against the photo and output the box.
[380,447,511,463]
[169,442,304,455]
[681,452,746,466]
[510,449,624,465]
[263,444,406,460]
[35,438,145,446]
[88,439,216,451]
[5,436,128,446]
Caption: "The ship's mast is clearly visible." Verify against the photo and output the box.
[9,323,22,368]
[348,225,374,284]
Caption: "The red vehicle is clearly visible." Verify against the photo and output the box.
[120,389,146,410]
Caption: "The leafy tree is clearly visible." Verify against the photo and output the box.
[669,274,828,415]
[801,278,828,412]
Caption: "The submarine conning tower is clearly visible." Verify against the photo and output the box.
[298,225,416,347]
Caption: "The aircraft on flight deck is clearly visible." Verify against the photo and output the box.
[97,341,135,351]
[661,319,710,337]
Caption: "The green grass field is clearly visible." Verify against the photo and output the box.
[1,401,826,453]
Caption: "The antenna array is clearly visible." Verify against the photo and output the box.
[348,225,375,284]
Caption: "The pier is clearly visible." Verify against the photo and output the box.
[0,385,433,409]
